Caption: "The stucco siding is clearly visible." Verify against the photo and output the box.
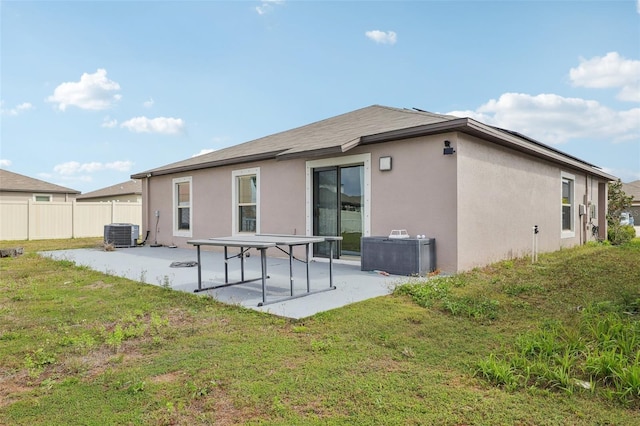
[0,191,76,202]
[143,159,309,252]
[456,135,605,271]
[140,132,610,275]
[350,136,458,273]
[261,160,308,236]
[77,194,141,203]
[142,136,460,271]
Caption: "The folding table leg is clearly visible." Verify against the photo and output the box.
[196,245,202,291]
[289,245,294,296]
[224,246,229,284]
[306,243,311,293]
[240,246,245,282]
[260,248,267,305]
[329,239,334,289]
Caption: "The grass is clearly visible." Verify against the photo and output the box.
[1,237,639,425]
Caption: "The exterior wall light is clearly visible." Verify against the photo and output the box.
[443,140,456,155]
[379,156,392,171]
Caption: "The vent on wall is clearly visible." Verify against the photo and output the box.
[104,223,140,248]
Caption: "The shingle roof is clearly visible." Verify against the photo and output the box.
[132,105,454,177]
[131,104,616,181]
[0,169,80,194]
[77,179,142,200]
[622,180,640,202]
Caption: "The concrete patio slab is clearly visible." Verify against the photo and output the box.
[40,245,412,319]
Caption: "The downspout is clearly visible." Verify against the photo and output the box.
[145,175,151,236]
[583,173,589,244]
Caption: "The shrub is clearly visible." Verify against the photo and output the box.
[608,225,636,245]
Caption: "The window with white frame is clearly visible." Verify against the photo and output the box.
[34,194,52,202]
[232,168,260,234]
[173,176,192,237]
[561,172,575,238]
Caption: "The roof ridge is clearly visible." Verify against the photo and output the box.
[179,105,388,163]
[373,104,457,121]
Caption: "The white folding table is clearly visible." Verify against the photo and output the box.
[187,234,341,306]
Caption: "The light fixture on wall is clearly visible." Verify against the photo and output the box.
[379,156,392,171]
[443,140,456,155]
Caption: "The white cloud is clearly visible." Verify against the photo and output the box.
[0,159,12,168]
[569,52,640,102]
[256,0,284,15]
[365,30,397,45]
[602,167,640,183]
[192,149,215,157]
[1,101,33,116]
[106,160,134,172]
[447,92,640,144]
[53,160,134,175]
[46,69,122,111]
[101,116,118,128]
[143,97,154,108]
[120,116,185,135]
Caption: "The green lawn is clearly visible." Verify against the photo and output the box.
[1,237,638,425]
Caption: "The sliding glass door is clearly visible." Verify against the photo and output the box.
[313,164,364,258]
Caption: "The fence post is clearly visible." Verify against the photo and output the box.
[71,200,76,238]
[27,199,34,240]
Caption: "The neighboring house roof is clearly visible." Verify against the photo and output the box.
[131,104,616,181]
[77,179,142,200]
[622,180,640,204]
[0,169,80,194]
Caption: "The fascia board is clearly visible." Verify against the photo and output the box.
[340,137,362,152]
[131,151,283,178]
[357,118,469,145]
[275,146,344,161]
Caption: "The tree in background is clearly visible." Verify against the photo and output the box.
[607,179,634,245]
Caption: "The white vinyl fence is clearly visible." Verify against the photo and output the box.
[0,200,142,241]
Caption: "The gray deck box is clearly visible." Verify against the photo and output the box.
[361,237,436,276]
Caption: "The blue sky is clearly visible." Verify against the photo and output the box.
[1,0,639,194]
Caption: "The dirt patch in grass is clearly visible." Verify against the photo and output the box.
[150,372,181,384]
[210,391,255,425]
[0,372,32,408]
[83,280,113,290]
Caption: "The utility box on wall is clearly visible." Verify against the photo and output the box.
[361,237,436,276]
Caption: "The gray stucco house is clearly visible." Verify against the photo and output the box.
[131,105,614,274]
[77,179,142,203]
[0,169,80,202]
[621,180,640,236]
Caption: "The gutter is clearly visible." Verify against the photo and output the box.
[1,188,81,195]
[131,150,285,178]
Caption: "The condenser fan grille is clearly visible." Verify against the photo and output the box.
[104,223,139,248]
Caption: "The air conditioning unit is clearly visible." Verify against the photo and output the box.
[361,236,436,276]
[104,223,140,248]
